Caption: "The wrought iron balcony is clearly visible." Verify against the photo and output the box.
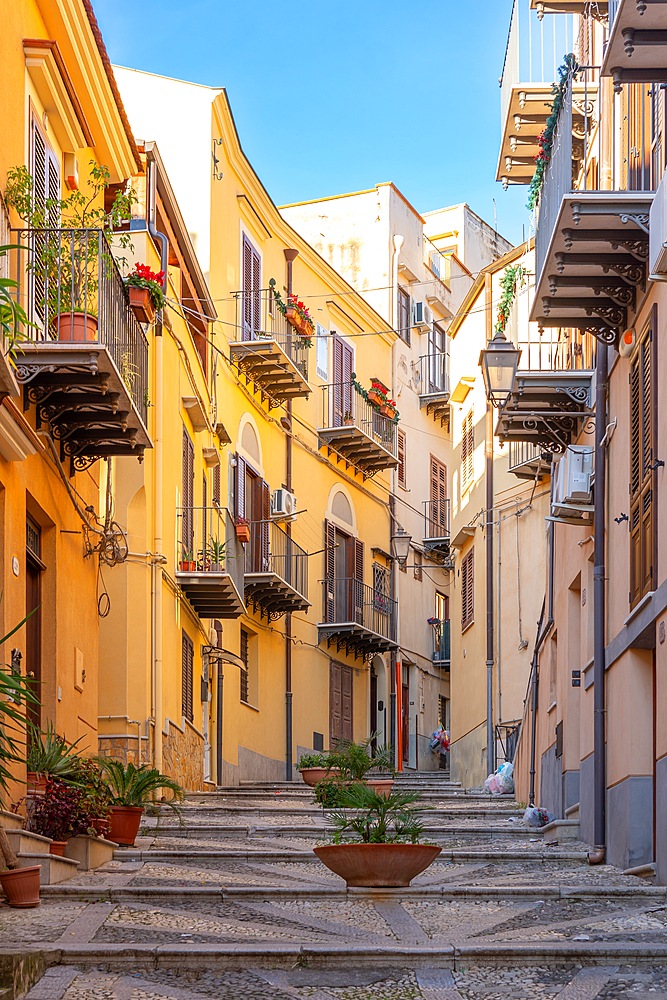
[244,520,310,619]
[529,1,604,14]
[176,506,246,619]
[318,577,397,660]
[532,70,656,345]
[418,353,450,426]
[423,499,451,557]
[431,620,450,669]
[318,382,398,478]
[231,288,310,406]
[507,440,553,479]
[498,0,598,187]
[10,228,150,470]
[603,0,667,92]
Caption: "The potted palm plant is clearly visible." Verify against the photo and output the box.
[314,784,440,887]
[98,759,183,846]
[26,722,84,795]
[328,734,395,796]
[0,614,41,907]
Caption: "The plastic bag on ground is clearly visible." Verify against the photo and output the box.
[484,760,514,795]
[523,805,555,828]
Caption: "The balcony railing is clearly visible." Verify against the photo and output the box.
[176,506,246,618]
[424,500,450,543]
[507,440,552,477]
[432,620,450,667]
[244,519,309,614]
[232,287,309,378]
[418,353,450,398]
[321,577,397,645]
[318,381,398,476]
[11,228,149,426]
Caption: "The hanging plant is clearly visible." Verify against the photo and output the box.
[526,53,579,211]
[495,264,527,337]
[351,374,400,423]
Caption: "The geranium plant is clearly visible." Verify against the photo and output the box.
[270,279,313,345]
[125,263,166,310]
[351,374,400,423]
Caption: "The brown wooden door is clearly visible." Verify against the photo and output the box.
[330,661,353,744]
[370,671,378,751]
[401,682,410,763]
[26,556,42,731]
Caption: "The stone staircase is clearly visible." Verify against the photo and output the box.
[1,809,79,886]
[4,776,667,1000]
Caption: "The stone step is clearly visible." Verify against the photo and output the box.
[173,804,524,819]
[5,829,52,855]
[542,819,581,844]
[0,808,23,831]
[565,801,580,820]
[17,852,79,886]
[144,822,557,842]
[63,834,117,872]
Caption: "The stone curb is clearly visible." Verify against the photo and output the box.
[117,847,584,862]
[39,883,667,903]
[5,941,667,973]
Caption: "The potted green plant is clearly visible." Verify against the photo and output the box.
[328,734,395,796]
[124,262,166,324]
[0,614,42,907]
[206,538,227,572]
[25,778,89,855]
[26,722,85,795]
[297,752,340,788]
[270,280,314,340]
[4,162,135,342]
[179,549,196,572]
[97,759,183,846]
[69,758,113,839]
[314,784,440,887]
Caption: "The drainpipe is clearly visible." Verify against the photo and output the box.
[528,520,554,806]
[390,235,404,771]
[484,273,495,776]
[216,657,223,784]
[284,248,298,781]
[590,344,608,864]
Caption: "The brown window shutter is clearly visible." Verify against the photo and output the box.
[461,547,474,629]
[182,428,195,554]
[397,431,406,488]
[354,538,364,624]
[324,520,336,623]
[260,479,271,571]
[235,455,247,520]
[213,463,221,506]
[182,631,194,722]
[629,327,655,607]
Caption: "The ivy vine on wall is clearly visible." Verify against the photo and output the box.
[526,53,579,212]
[495,264,527,337]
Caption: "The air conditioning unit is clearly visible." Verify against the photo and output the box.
[412,300,433,331]
[552,446,593,517]
[271,488,298,519]
[650,166,667,275]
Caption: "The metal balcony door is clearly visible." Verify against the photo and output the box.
[332,334,353,427]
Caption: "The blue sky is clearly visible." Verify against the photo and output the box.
[94,0,528,245]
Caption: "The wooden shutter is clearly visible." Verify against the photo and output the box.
[461,410,474,492]
[213,463,221,506]
[397,431,406,488]
[182,428,195,555]
[242,234,261,339]
[324,520,336,623]
[182,631,194,722]
[354,538,364,625]
[330,661,342,743]
[461,547,474,629]
[397,286,411,345]
[341,666,353,741]
[332,334,353,425]
[235,454,247,520]
[30,115,60,328]
[240,628,249,703]
[260,479,271,571]
[630,328,655,607]
[430,455,447,531]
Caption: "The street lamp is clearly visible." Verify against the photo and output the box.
[390,527,412,566]
[479,330,521,407]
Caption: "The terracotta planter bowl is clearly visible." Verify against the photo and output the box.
[56,312,98,343]
[314,843,441,887]
[26,772,47,796]
[364,778,394,797]
[109,805,143,846]
[49,840,68,856]
[0,865,41,907]
[299,766,340,787]
[128,286,156,324]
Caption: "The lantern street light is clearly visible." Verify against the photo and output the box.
[390,527,412,566]
[479,330,521,408]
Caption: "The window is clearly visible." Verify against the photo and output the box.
[182,631,194,722]
[461,547,474,630]
[430,455,448,534]
[316,323,328,380]
[461,409,474,493]
[438,695,449,730]
[241,234,261,339]
[397,430,406,488]
[212,463,221,506]
[373,562,390,613]
[182,427,195,557]
[397,286,411,344]
[332,333,354,426]
[549,631,558,705]
[630,322,655,607]
[240,628,249,703]
[414,550,422,582]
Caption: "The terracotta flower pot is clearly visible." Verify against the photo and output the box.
[90,817,111,839]
[235,523,251,543]
[56,312,98,343]
[128,286,156,324]
[314,843,441,887]
[26,772,47,796]
[49,840,68,856]
[379,404,396,420]
[109,805,143,846]
[0,865,41,908]
[179,560,196,572]
[364,778,394,797]
[298,766,341,788]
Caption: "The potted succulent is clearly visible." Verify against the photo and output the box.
[206,538,227,572]
[297,752,340,788]
[0,615,42,907]
[25,778,89,854]
[124,262,166,324]
[314,783,440,888]
[26,722,84,795]
[4,162,135,343]
[179,549,196,572]
[97,759,183,846]
[235,516,251,544]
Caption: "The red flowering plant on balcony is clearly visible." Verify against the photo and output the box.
[125,263,166,310]
[351,373,400,424]
[269,279,313,346]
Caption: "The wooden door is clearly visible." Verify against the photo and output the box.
[401,682,410,763]
[25,527,42,732]
[370,671,378,750]
[330,661,353,744]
